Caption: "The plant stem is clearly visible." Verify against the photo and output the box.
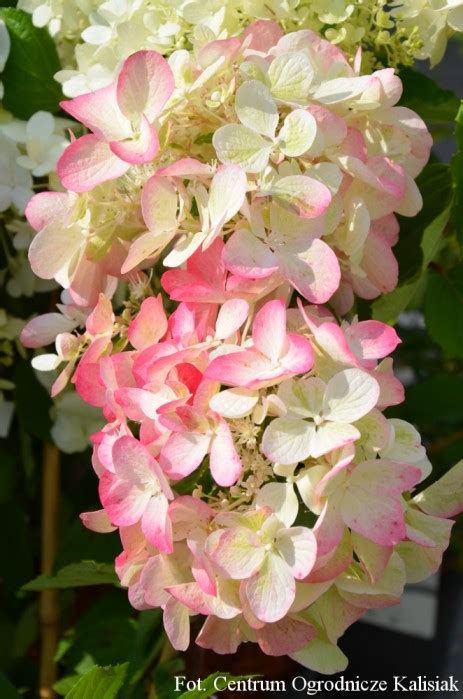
[39,443,60,699]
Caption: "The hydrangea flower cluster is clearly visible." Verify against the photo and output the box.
[23,29,432,316]
[18,0,463,99]
[20,27,463,672]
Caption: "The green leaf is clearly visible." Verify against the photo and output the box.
[22,561,118,591]
[55,518,120,569]
[58,592,137,674]
[372,274,426,324]
[421,205,451,268]
[399,68,460,122]
[451,101,463,246]
[0,8,62,119]
[424,263,463,359]
[121,609,162,693]
[54,675,81,696]
[178,673,258,699]
[65,664,128,699]
[0,672,21,699]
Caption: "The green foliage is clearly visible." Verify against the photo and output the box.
[372,274,427,324]
[57,593,137,672]
[0,8,62,119]
[22,561,118,591]
[0,672,21,699]
[425,264,463,358]
[399,68,460,122]
[63,663,128,699]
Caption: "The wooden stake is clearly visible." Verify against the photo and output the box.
[39,442,60,699]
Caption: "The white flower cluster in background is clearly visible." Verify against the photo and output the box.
[392,0,463,65]
[17,0,463,98]
[0,111,72,179]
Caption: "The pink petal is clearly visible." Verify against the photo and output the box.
[80,509,117,533]
[160,431,210,479]
[307,530,352,583]
[60,82,131,141]
[215,299,249,340]
[309,320,358,366]
[277,238,340,303]
[346,320,401,360]
[224,229,279,279]
[196,617,242,654]
[313,493,345,558]
[163,597,190,651]
[127,295,167,350]
[256,616,315,656]
[156,157,212,177]
[252,299,287,362]
[99,470,150,526]
[206,527,265,579]
[205,349,277,389]
[342,459,422,546]
[86,294,114,336]
[70,256,112,309]
[241,20,284,53]
[141,493,172,553]
[354,231,398,296]
[280,333,314,374]
[20,313,77,348]
[109,114,159,164]
[73,361,106,407]
[167,582,212,615]
[116,50,174,123]
[25,191,68,231]
[57,135,130,192]
[198,38,241,68]
[210,422,242,486]
[141,553,185,607]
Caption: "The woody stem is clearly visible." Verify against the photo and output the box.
[39,443,60,699]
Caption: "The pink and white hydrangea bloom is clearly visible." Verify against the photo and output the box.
[19,21,463,674]
[57,50,175,192]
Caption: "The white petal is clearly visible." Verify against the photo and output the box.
[256,482,299,527]
[235,80,278,139]
[323,369,379,423]
[278,110,317,157]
